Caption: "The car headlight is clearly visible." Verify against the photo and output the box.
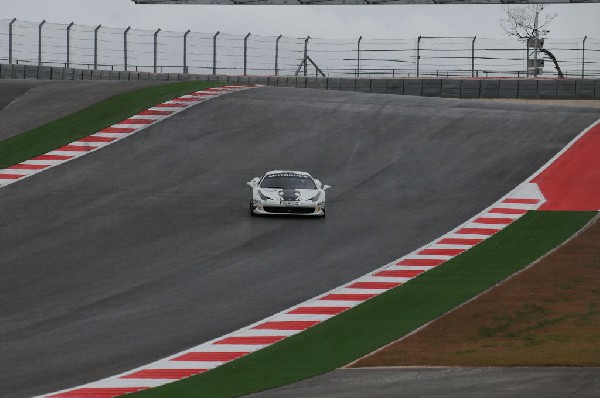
[309,192,321,202]
[258,191,271,201]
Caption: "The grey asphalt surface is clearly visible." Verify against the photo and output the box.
[0,80,168,140]
[246,368,600,398]
[1,86,599,398]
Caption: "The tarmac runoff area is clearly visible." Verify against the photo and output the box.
[0,80,169,140]
[1,84,599,398]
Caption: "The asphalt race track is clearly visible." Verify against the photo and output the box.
[1,86,599,397]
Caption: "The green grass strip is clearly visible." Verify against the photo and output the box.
[0,81,225,169]
[128,210,596,398]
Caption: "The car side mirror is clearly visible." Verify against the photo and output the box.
[247,177,259,187]
[323,185,331,190]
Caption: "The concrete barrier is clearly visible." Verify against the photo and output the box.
[557,80,576,99]
[404,79,423,96]
[498,80,519,98]
[1,64,598,100]
[327,78,341,91]
[538,80,557,99]
[355,79,371,93]
[370,79,387,94]
[575,80,595,99]
[386,79,404,95]
[25,65,39,79]
[441,80,461,98]
[518,80,539,99]
[461,80,481,99]
[37,66,51,80]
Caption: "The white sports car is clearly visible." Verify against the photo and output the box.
[247,170,330,217]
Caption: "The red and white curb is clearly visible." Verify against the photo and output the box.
[33,114,600,397]
[0,85,256,189]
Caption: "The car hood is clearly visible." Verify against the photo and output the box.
[258,188,320,201]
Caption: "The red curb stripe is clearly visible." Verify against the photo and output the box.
[288,306,350,315]
[418,248,465,256]
[374,270,424,278]
[347,281,401,290]
[119,118,155,125]
[172,97,200,102]
[33,154,73,161]
[437,238,483,245]
[137,109,173,116]
[48,387,148,397]
[121,369,206,379]
[456,227,500,235]
[7,164,48,170]
[253,321,320,330]
[56,145,96,152]
[153,103,188,108]
[99,127,136,134]
[502,198,539,204]
[0,173,25,180]
[78,136,116,143]
[215,336,286,345]
[489,207,527,215]
[172,351,249,362]
[474,217,514,225]
[319,293,376,301]
[397,258,446,266]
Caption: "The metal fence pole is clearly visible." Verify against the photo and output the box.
[303,36,310,77]
[183,29,190,74]
[213,31,220,75]
[275,34,282,76]
[243,32,250,76]
[153,28,161,73]
[357,36,362,78]
[124,26,130,71]
[94,24,101,70]
[38,20,46,66]
[9,18,16,64]
[471,36,476,77]
[582,36,587,79]
[416,36,422,77]
[66,22,74,68]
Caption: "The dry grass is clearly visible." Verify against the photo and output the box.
[352,216,600,367]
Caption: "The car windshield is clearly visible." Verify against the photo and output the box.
[260,174,317,190]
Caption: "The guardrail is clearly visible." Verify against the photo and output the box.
[2,63,599,100]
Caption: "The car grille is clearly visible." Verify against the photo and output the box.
[263,206,316,215]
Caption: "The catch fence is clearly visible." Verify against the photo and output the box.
[1,18,599,79]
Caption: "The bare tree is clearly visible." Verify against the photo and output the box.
[500,4,564,78]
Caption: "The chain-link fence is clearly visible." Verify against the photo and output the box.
[1,18,599,78]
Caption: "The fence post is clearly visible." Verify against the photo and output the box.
[303,36,310,77]
[38,20,46,66]
[9,18,16,64]
[94,24,101,70]
[243,32,250,76]
[416,35,422,77]
[153,28,161,74]
[66,22,74,68]
[213,31,220,75]
[582,36,587,79]
[183,29,190,74]
[275,34,282,76]
[357,36,362,78]
[471,36,476,78]
[124,26,130,71]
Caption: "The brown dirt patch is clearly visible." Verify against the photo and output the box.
[351,215,600,367]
